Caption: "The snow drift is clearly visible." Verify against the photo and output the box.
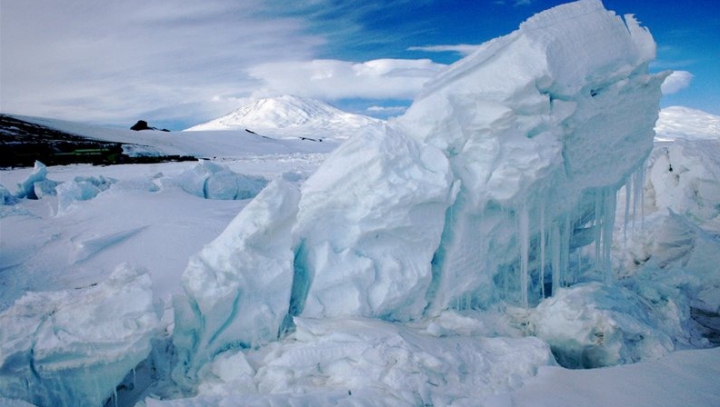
[172,0,670,395]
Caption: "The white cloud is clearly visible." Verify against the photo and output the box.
[0,0,323,128]
[248,59,446,100]
[661,70,694,95]
[367,105,407,113]
[407,44,480,56]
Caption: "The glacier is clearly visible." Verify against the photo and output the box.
[172,0,671,395]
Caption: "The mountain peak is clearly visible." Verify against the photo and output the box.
[185,96,381,139]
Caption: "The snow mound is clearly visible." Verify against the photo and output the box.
[173,160,268,200]
[0,184,18,206]
[0,264,159,407]
[158,317,554,407]
[655,106,720,141]
[532,282,675,368]
[185,95,381,140]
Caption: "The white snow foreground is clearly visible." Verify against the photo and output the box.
[0,264,159,407]
[168,0,680,404]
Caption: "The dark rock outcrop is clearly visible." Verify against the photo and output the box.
[130,120,170,132]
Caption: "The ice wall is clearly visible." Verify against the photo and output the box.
[397,0,666,311]
[0,264,158,407]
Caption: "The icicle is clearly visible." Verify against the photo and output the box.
[623,178,631,243]
[551,221,561,295]
[539,201,546,299]
[602,186,617,285]
[518,203,530,309]
[594,188,604,265]
[560,214,571,287]
[632,166,645,230]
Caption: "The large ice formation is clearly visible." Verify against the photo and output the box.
[173,0,668,390]
[0,264,159,407]
[397,0,665,312]
[173,180,301,385]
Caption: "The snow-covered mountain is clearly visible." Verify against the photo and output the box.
[655,106,720,141]
[185,95,382,139]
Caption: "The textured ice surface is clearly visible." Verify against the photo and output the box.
[0,264,159,407]
[615,137,720,318]
[173,180,300,387]
[14,161,58,200]
[56,175,115,213]
[154,317,554,407]
[397,0,665,311]
[174,160,268,200]
[646,139,720,228]
[532,282,676,368]
[293,124,456,320]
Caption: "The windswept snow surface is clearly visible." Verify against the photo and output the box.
[185,95,382,140]
[3,1,720,407]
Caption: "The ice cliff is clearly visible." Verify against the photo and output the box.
[173,0,668,390]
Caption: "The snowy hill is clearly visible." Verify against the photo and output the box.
[2,114,338,162]
[184,95,382,140]
[655,106,720,141]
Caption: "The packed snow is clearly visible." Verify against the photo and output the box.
[1,1,720,407]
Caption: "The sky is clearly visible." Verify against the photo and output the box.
[1,0,718,130]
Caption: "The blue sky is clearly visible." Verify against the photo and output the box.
[1,0,718,130]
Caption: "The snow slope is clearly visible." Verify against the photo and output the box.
[184,95,382,140]
[9,114,338,159]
